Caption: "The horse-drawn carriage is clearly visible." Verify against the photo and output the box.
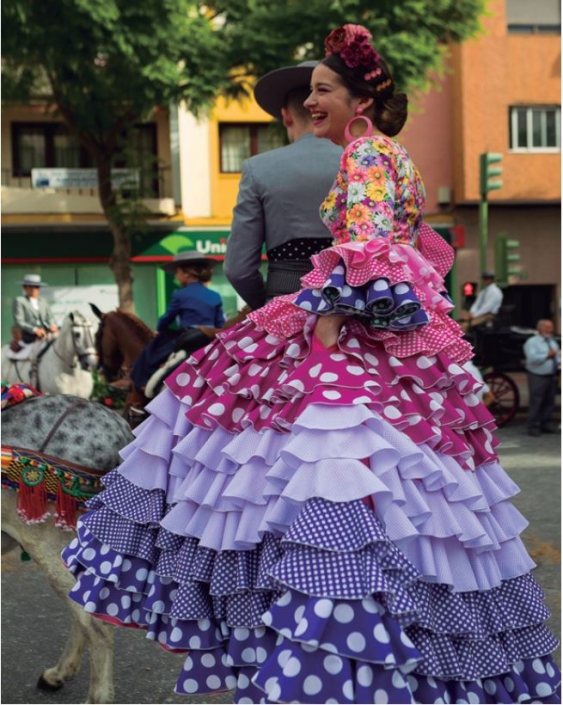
[468,315,560,427]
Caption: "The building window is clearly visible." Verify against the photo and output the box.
[507,24,561,33]
[506,0,560,33]
[113,123,159,197]
[11,121,159,196]
[219,123,285,172]
[11,123,94,176]
[509,106,561,151]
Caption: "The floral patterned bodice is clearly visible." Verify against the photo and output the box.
[320,135,425,247]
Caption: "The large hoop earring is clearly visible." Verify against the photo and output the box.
[344,115,373,143]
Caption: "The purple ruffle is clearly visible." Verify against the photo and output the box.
[294,267,431,331]
[63,493,559,696]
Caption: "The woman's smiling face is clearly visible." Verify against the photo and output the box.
[304,63,362,146]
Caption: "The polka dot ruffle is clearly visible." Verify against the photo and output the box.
[248,234,472,364]
[166,324,496,472]
[63,509,561,703]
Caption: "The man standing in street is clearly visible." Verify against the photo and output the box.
[460,271,504,333]
[224,61,342,310]
[523,319,560,436]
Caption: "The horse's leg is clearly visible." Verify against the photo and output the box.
[1,492,115,703]
[42,596,115,704]
[35,558,115,703]
[37,607,88,692]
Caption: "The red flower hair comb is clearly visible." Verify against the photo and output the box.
[324,24,382,82]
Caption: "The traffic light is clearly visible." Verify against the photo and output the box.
[480,152,503,197]
[461,281,478,309]
[494,234,521,284]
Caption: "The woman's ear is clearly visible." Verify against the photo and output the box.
[357,96,375,114]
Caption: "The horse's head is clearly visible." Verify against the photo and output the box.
[90,304,123,381]
[89,304,153,382]
[60,312,98,372]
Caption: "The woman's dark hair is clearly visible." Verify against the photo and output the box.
[179,263,213,283]
[322,53,408,137]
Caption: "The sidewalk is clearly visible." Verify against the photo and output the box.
[505,370,561,415]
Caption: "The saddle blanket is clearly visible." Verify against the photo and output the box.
[6,340,45,361]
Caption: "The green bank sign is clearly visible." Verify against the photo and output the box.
[137,230,229,259]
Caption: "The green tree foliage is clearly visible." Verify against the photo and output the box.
[217,0,487,96]
[2,0,486,309]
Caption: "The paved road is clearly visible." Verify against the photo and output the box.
[2,414,560,704]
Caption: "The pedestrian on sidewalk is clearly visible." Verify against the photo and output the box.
[523,318,560,436]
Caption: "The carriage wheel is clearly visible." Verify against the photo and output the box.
[483,372,520,427]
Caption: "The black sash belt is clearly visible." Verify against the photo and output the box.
[266,260,315,300]
[265,237,332,300]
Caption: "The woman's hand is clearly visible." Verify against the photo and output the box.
[313,314,348,349]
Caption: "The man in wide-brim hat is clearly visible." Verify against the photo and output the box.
[13,273,59,345]
[224,61,342,310]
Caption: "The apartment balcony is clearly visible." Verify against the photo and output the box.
[1,167,176,216]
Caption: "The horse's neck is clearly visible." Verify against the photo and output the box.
[52,328,75,368]
[110,317,150,361]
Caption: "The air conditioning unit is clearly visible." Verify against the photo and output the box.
[437,186,451,205]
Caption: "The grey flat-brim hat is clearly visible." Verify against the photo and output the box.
[161,251,218,274]
[18,273,48,287]
[254,60,318,121]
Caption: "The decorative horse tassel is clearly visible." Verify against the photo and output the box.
[2,445,104,531]
[16,466,50,524]
[55,486,79,530]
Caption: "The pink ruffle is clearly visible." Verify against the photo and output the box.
[250,304,472,365]
[248,237,470,362]
[166,321,497,472]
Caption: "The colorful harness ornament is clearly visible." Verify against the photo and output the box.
[1,382,105,530]
[1,381,42,409]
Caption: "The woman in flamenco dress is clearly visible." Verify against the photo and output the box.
[63,24,560,704]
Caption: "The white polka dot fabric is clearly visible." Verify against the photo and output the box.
[60,262,560,702]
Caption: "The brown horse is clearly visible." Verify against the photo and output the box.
[89,304,154,385]
[127,306,252,425]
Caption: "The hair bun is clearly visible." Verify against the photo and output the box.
[375,92,408,137]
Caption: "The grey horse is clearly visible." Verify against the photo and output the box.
[2,394,133,703]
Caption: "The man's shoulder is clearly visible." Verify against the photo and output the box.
[245,137,341,170]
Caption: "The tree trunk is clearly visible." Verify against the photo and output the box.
[108,223,135,312]
[97,158,135,312]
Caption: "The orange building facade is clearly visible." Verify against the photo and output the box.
[401,0,560,327]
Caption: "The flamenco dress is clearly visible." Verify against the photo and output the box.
[62,136,560,704]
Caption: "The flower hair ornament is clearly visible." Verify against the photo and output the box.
[324,24,382,82]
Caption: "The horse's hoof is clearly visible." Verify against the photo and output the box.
[37,674,64,692]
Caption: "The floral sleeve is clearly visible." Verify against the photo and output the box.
[321,136,423,246]
[344,138,396,242]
